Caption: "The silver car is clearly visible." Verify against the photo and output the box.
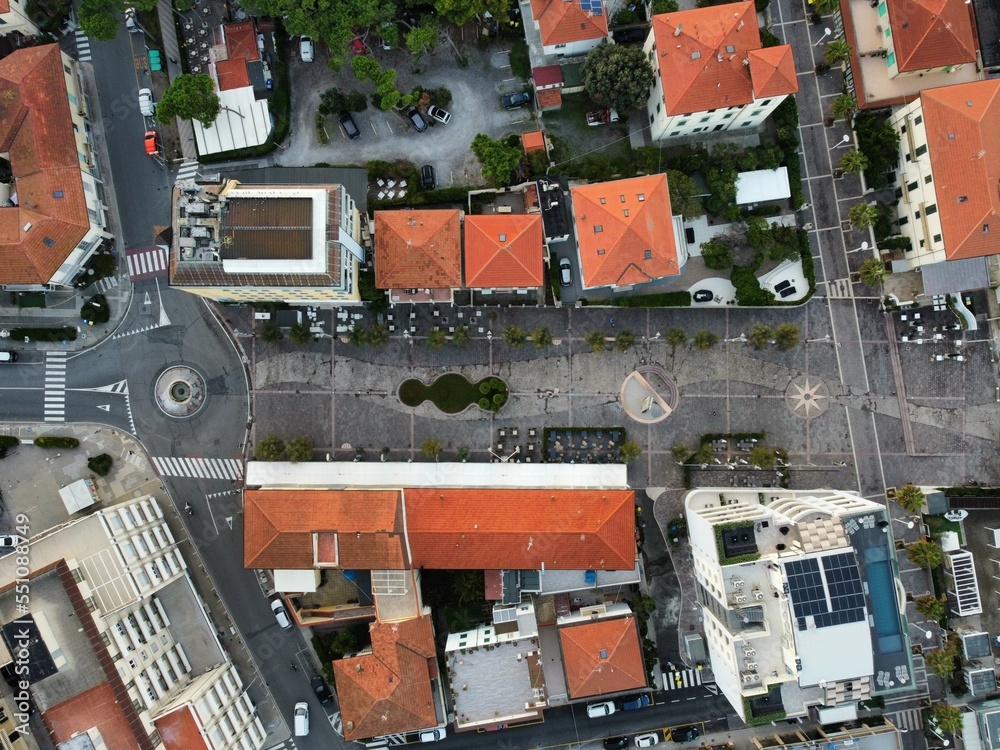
[138,88,154,117]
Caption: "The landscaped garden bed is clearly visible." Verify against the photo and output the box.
[399,374,508,414]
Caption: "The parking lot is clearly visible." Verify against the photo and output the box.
[278,41,537,186]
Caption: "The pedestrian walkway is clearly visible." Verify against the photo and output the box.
[176,160,200,183]
[156,0,198,161]
[662,668,704,690]
[74,29,92,62]
[92,274,119,293]
[126,246,169,281]
[44,351,68,422]
[151,456,244,480]
[887,707,923,731]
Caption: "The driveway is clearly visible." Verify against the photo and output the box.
[278,42,538,186]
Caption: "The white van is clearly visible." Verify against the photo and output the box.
[293,702,309,736]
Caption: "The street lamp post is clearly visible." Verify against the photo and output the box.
[847,241,870,254]
[724,333,746,344]
[830,134,850,150]
[814,27,832,46]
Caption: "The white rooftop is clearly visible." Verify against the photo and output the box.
[735,167,790,205]
[794,616,873,686]
[194,86,271,156]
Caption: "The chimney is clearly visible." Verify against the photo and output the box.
[674,23,682,35]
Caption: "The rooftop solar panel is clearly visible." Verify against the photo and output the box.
[785,553,866,631]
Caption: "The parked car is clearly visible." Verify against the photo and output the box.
[125,6,138,32]
[559,257,572,287]
[605,738,629,750]
[339,111,360,139]
[774,278,791,293]
[419,728,446,742]
[587,701,616,718]
[300,37,314,62]
[670,726,699,743]
[635,734,661,747]
[293,702,309,736]
[692,289,713,302]
[144,130,159,156]
[311,675,331,703]
[138,88,155,117]
[0,351,17,363]
[427,105,451,124]
[271,598,292,629]
[405,106,427,132]
[421,164,436,190]
[779,285,797,298]
[502,91,532,109]
[620,694,650,710]
[0,535,25,549]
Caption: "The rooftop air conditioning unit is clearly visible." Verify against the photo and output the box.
[735,594,748,604]
[746,662,758,671]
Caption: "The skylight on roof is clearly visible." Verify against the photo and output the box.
[53,191,63,198]
[726,45,735,53]
[43,237,54,247]
[644,250,652,259]
[599,649,608,659]
[499,234,507,241]
[637,194,645,202]
[691,51,701,60]
[594,225,603,233]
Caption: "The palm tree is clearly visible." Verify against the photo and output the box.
[666,327,687,355]
[925,642,958,679]
[823,39,851,65]
[839,149,868,174]
[932,702,963,735]
[502,325,526,347]
[255,435,285,461]
[914,594,946,622]
[367,323,389,346]
[748,323,772,350]
[618,439,642,464]
[895,483,925,513]
[348,325,367,346]
[584,331,607,352]
[421,438,443,460]
[693,330,718,350]
[830,94,857,121]
[531,326,553,349]
[906,539,943,569]
[426,329,447,349]
[774,323,800,350]
[858,257,887,286]
[810,0,839,13]
[615,330,635,352]
[848,202,878,230]
[452,325,471,346]
[285,436,313,463]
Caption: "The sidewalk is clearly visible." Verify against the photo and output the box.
[156,0,201,162]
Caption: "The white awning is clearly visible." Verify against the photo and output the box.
[274,569,321,593]
[735,167,791,205]
[59,478,97,514]
[194,87,272,156]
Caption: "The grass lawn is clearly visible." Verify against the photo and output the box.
[399,374,507,413]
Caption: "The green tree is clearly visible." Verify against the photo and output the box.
[348,325,367,346]
[421,438,442,460]
[452,325,471,346]
[156,74,221,128]
[584,331,606,352]
[848,202,879,230]
[839,149,868,174]
[774,323,800,350]
[932,702,963,735]
[651,0,678,11]
[823,39,851,65]
[319,87,348,115]
[925,647,957,679]
[259,323,282,343]
[405,19,438,55]
[426,329,447,349]
[346,90,369,111]
[748,323,772,349]
[915,594,946,622]
[667,170,702,219]
[671,443,689,461]
[700,240,732,270]
[87,453,114,476]
[615,330,636,352]
[749,446,776,469]
[693,330,718,350]
[367,324,390,346]
[351,55,382,83]
[434,0,507,25]
[79,0,119,40]
[907,539,943,569]
[256,435,286,461]
[809,0,839,12]
[531,326,553,349]
[289,322,312,345]
[582,42,655,114]
[666,328,687,355]
[502,325,527,347]
[831,94,857,121]
[285,436,313,463]
[453,569,485,604]
[855,111,901,189]
[859,257,887,287]
[895,484,925,513]
[619,439,642,464]
[471,133,523,188]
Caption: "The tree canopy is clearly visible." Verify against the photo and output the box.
[582,43,654,113]
[156,74,220,127]
[433,0,507,25]
[667,169,702,219]
[405,20,439,55]
[79,0,119,40]
[471,133,522,187]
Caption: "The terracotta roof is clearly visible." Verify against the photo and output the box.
[748,45,798,98]
[0,45,92,285]
[921,79,1000,261]
[334,616,438,741]
[559,616,646,698]
[522,131,547,154]
[375,210,463,289]
[404,489,636,570]
[224,21,259,62]
[889,0,976,72]
[652,2,770,115]
[533,64,564,88]
[571,174,679,288]
[243,489,407,570]
[536,87,563,110]
[0,0,10,13]
[216,58,250,91]
[464,214,544,288]
[43,683,140,750]
[528,0,609,46]
[155,705,212,750]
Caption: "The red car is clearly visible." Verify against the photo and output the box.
[351,37,367,55]
[144,130,159,156]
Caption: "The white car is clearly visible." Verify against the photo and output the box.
[587,701,616,718]
[427,105,451,124]
[271,598,292,629]
[124,6,138,32]
[138,88,154,117]
[419,728,446,742]
[293,702,309,736]
[636,734,661,747]
[300,37,314,62]
[0,535,25,549]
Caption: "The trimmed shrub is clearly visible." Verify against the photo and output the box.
[0,436,19,448]
[34,436,79,448]
[479,398,491,410]
[479,382,491,394]
[10,327,77,342]
[88,453,113,476]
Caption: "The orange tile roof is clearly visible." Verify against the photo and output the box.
[921,79,1000,261]
[0,45,92,285]
[889,0,976,72]
[216,58,250,91]
[404,489,636,570]
[334,616,438,741]
[748,45,799,98]
[224,21,259,62]
[572,174,679,288]
[155,705,212,750]
[243,489,406,570]
[522,130,546,153]
[43,683,140,750]
[464,214,544,288]
[652,2,780,115]
[536,87,563,110]
[375,210,463,289]
[528,0,609,47]
[559,616,646,698]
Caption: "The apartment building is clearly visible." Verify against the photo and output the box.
[527,0,609,58]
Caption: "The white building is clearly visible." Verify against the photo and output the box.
[526,0,609,58]
[643,1,797,142]
[684,488,912,722]
[0,0,40,39]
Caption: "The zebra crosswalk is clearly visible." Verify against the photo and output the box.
[126,247,168,281]
[93,274,119,293]
[44,351,67,422]
[74,29,92,62]
[151,456,244,481]
[826,278,854,299]
[176,160,200,183]
[888,707,923,731]
[662,668,704,691]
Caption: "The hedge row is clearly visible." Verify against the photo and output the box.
[10,327,77,342]
[34,436,79,448]
[0,436,19,448]
[582,291,692,308]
